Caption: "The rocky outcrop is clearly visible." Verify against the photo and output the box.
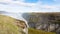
[22,13,60,34]
[15,19,28,34]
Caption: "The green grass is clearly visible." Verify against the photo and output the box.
[0,15,23,34]
[28,28,56,34]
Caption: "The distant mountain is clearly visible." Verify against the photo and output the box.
[0,11,9,14]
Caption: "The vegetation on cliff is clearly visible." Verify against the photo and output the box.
[28,28,56,34]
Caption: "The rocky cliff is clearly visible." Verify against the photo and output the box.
[22,12,60,34]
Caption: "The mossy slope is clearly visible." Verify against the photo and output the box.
[0,15,22,34]
[28,28,56,34]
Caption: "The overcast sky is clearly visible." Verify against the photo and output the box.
[0,0,60,13]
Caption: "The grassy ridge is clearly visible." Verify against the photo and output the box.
[28,28,56,34]
[0,15,22,34]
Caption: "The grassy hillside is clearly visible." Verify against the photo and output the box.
[28,28,56,34]
[0,15,23,34]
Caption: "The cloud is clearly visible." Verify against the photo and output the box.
[0,0,60,13]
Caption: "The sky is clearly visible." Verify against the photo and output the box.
[0,0,60,13]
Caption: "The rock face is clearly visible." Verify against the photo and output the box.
[22,13,60,34]
[15,19,28,34]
